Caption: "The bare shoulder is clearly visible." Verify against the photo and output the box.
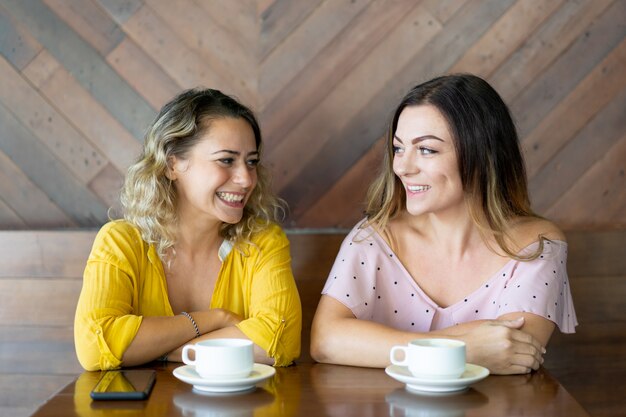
[509,217,566,249]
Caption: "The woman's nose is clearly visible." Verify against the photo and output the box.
[233,163,253,188]
[394,153,419,176]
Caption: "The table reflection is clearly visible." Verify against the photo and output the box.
[172,365,303,417]
[385,388,488,417]
[309,363,400,417]
[466,372,562,417]
[173,388,274,417]
[34,364,588,417]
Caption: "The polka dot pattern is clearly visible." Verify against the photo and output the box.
[321,220,578,334]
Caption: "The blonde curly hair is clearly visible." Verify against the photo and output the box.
[121,88,284,259]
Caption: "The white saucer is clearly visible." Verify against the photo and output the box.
[173,363,276,393]
[385,364,489,394]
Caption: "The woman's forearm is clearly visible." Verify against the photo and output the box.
[166,326,274,365]
[311,316,428,367]
[122,309,241,366]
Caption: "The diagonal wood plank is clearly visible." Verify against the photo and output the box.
[449,0,564,77]
[145,0,256,105]
[106,37,181,111]
[43,0,125,56]
[523,36,626,178]
[259,0,323,61]
[0,149,74,228]
[266,4,443,191]
[259,0,372,107]
[0,4,42,70]
[121,5,235,99]
[23,50,142,173]
[512,0,626,138]
[298,137,384,228]
[261,0,418,146]
[94,0,143,24]
[421,0,469,24]
[0,55,105,183]
[490,0,614,103]
[193,0,258,53]
[529,84,626,214]
[0,100,108,225]
[88,162,124,212]
[0,198,26,229]
[19,48,59,86]
[2,0,155,140]
[544,134,626,228]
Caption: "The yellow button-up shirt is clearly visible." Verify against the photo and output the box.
[74,220,302,371]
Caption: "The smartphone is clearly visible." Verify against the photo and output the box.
[90,370,156,400]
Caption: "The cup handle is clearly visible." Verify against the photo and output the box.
[390,346,408,366]
[182,345,196,366]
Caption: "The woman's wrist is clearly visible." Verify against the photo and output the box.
[191,309,241,335]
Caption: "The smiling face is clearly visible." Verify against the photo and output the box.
[168,117,259,225]
[392,105,464,217]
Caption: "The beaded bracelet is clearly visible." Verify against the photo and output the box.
[181,311,200,337]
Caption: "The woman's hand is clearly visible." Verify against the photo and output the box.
[459,317,546,375]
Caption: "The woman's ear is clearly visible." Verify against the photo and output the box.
[165,156,177,180]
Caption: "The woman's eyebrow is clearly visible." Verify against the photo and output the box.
[211,150,259,156]
[393,135,444,144]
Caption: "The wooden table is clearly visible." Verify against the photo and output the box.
[31,362,590,417]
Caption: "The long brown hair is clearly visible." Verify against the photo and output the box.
[365,74,543,260]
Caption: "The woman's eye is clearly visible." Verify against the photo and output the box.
[392,145,403,154]
[247,159,260,167]
[419,147,437,155]
[218,158,234,165]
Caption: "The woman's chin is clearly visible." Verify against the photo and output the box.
[219,212,245,225]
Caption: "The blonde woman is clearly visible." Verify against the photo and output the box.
[311,74,576,375]
[75,88,301,371]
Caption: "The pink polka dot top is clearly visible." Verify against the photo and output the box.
[322,220,578,333]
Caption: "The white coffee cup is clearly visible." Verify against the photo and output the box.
[390,338,466,379]
[182,339,254,380]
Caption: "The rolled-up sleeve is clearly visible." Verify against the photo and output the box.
[74,223,144,371]
[235,226,302,366]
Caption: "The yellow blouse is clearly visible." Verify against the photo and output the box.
[74,220,302,371]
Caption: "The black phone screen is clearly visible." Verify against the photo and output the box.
[90,370,156,400]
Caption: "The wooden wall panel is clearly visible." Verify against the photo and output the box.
[529,85,626,213]
[259,0,323,60]
[43,0,125,56]
[2,0,155,139]
[145,0,257,105]
[0,0,624,230]
[0,4,42,70]
[490,0,613,102]
[511,0,626,138]
[261,0,417,154]
[106,38,181,111]
[523,37,626,178]
[0,149,73,227]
